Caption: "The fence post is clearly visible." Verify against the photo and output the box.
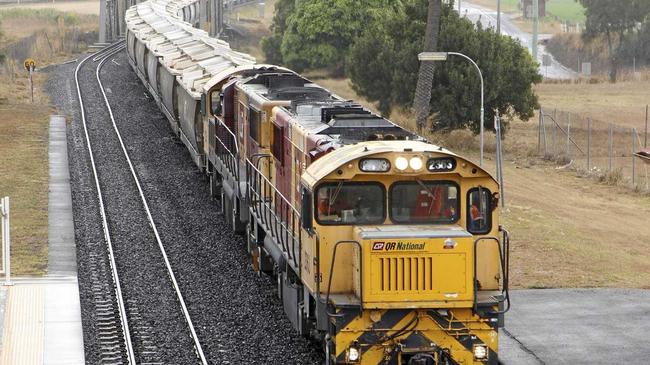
[608,124,613,172]
[553,109,558,155]
[587,118,592,171]
[566,116,571,159]
[552,114,557,156]
[1,197,11,286]
[632,128,637,186]
[643,105,648,148]
[541,113,548,158]
[538,108,542,154]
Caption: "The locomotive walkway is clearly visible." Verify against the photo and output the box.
[0,116,84,364]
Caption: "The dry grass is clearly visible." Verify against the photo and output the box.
[0,7,98,275]
[0,8,98,48]
[0,73,54,275]
[511,17,561,34]
[0,1,100,16]
[535,79,650,129]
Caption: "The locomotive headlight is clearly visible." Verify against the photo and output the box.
[409,157,423,170]
[395,157,409,171]
[473,344,488,360]
[359,158,391,172]
[346,344,361,363]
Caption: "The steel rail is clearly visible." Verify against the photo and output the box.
[95,47,209,364]
[74,41,137,365]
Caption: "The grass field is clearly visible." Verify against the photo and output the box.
[469,0,584,22]
[0,7,97,275]
[470,0,584,35]
[534,80,650,130]
[0,7,98,45]
[546,0,585,23]
[0,1,99,15]
[0,73,52,275]
[232,0,650,289]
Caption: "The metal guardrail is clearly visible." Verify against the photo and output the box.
[0,197,12,286]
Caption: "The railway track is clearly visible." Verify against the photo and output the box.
[74,42,208,364]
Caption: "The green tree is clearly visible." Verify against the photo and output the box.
[348,0,541,134]
[269,0,389,74]
[579,0,650,82]
[260,0,295,65]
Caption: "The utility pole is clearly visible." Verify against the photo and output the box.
[458,0,461,13]
[496,0,501,34]
[532,0,539,62]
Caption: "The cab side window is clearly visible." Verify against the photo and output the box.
[210,90,222,117]
[467,187,491,234]
[250,108,261,145]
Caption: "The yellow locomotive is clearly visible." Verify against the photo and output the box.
[126,3,510,363]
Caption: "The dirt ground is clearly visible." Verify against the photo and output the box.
[0,1,100,15]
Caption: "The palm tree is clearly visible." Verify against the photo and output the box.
[413,0,442,132]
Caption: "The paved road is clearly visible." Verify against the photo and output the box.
[500,288,650,364]
[460,3,577,80]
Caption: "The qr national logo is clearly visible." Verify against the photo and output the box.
[372,242,385,251]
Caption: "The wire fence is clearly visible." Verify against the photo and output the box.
[537,106,650,193]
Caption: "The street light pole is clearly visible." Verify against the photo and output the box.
[418,51,485,166]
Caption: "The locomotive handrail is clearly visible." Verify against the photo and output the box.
[499,225,511,312]
[214,118,240,181]
[246,159,302,271]
[325,240,363,317]
[216,118,239,155]
[246,160,300,216]
[473,233,511,315]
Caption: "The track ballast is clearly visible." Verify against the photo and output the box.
[73,43,206,364]
[47,48,323,363]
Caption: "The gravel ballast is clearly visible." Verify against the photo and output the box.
[46,50,323,364]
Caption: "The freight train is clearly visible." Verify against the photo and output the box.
[125,1,510,364]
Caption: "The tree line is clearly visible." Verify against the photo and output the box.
[262,0,541,135]
[580,0,650,82]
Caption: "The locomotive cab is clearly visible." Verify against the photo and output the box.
[299,141,509,365]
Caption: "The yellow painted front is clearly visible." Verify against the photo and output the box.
[300,193,499,300]
[359,236,474,307]
[334,308,497,364]
[298,147,503,300]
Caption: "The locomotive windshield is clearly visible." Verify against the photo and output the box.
[390,180,459,224]
[316,182,385,225]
